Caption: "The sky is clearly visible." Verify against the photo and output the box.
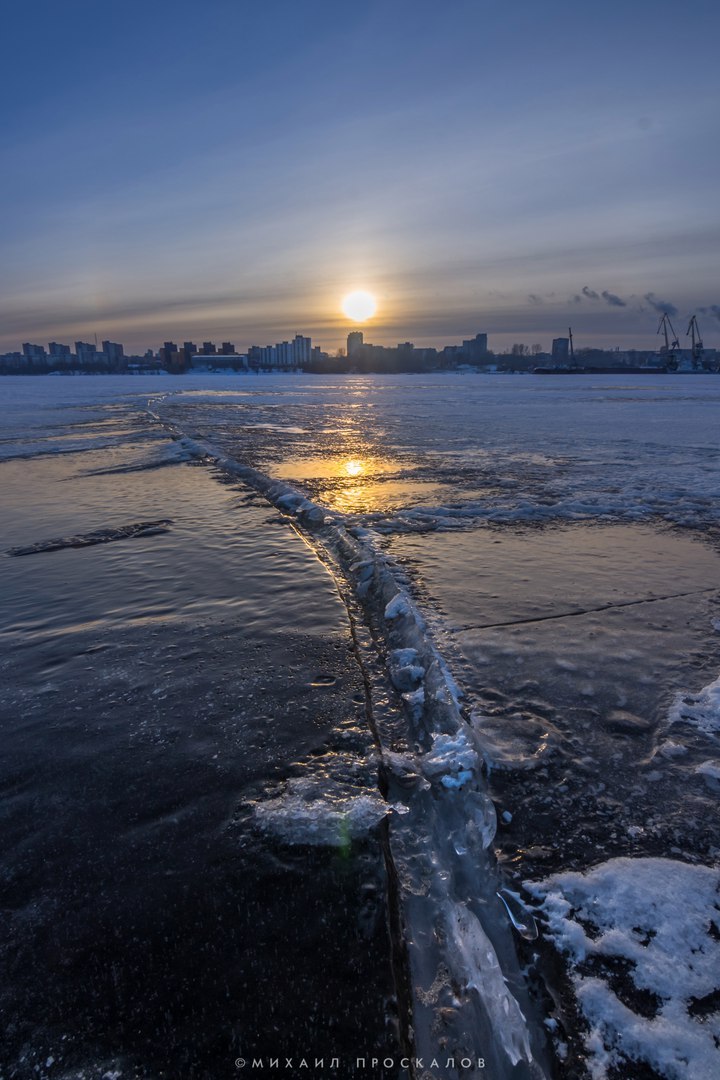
[2,0,719,355]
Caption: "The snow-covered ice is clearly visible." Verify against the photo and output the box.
[668,673,720,734]
[527,858,720,1079]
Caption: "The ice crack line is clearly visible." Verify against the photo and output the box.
[457,587,718,632]
[147,401,552,1079]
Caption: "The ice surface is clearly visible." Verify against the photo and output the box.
[527,858,720,1079]
[1,378,406,1077]
[449,789,498,855]
[83,371,719,1076]
[6,520,172,556]
[497,888,538,941]
[656,739,689,759]
[446,900,534,1067]
[252,778,392,846]
[138,372,720,543]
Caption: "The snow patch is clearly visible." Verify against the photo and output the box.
[668,674,720,734]
[527,857,720,1079]
[695,760,720,785]
[401,685,425,722]
[388,647,425,691]
[422,730,479,789]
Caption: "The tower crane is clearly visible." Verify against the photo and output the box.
[657,313,680,371]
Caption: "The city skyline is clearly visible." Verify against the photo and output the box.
[2,0,719,354]
[6,318,716,373]
[5,299,719,360]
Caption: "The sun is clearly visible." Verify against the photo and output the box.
[341,290,377,323]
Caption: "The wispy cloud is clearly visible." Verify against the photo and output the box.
[601,290,627,307]
[644,292,679,317]
[578,285,628,307]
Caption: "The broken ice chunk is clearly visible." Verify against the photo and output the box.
[422,730,479,788]
[384,593,412,620]
[388,647,426,691]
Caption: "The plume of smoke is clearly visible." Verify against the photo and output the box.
[601,290,627,307]
[527,294,543,305]
[644,293,678,317]
[697,305,720,322]
[581,286,599,300]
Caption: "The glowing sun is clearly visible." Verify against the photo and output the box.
[341,290,377,322]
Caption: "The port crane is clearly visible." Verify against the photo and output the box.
[657,313,680,370]
[687,315,704,369]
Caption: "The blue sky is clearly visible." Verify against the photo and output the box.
[2,0,719,353]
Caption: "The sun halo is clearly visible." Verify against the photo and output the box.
[341,290,377,323]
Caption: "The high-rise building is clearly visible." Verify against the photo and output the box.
[347,331,363,357]
[292,335,311,364]
[158,342,181,368]
[22,343,47,361]
[48,342,71,357]
[102,340,124,361]
[75,341,97,365]
[248,333,312,367]
[201,341,217,355]
[461,333,488,361]
[220,342,236,355]
[551,337,570,363]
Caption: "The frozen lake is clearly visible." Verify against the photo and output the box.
[1,372,719,1079]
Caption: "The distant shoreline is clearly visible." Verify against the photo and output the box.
[1,366,718,377]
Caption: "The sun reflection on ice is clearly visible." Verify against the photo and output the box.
[273,452,443,514]
[275,455,391,482]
